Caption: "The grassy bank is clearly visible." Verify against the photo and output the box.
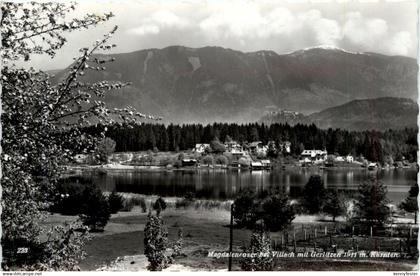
[45,194,417,271]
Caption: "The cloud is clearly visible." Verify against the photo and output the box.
[25,0,417,70]
[198,1,266,39]
[197,4,341,46]
[343,12,388,47]
[123,3,413,58]
[127,24,160,35]
[298,10,342,45]
[342,11,414,56]
[126,9,189,36]
[150,10,189,28]
[389,31,412,56]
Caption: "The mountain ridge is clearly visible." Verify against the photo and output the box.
[53,45,418,126]
[259,97,418,131]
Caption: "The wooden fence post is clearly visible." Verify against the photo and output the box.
[304,229,307,241]
[281,233,284,248]
[315,228,317,239]
[399,239,402,253]
[370,226,373,237]
[324,226,327,236]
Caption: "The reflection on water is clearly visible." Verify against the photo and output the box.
[82,168,418,204]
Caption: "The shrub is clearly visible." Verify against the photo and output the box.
[215,155,228,165]
[95,137,116,164]
[238,157,250,167]
[138,197,148,213]
[79,185,111,231]
[302,175,326,214]
[233,189,295,231]
[172,229,184,258]
[240,224,273,271]
[153,197,167,215]
[210,139,226,154]
[159,157,172,166]
[173,159,182,168]
[194,200,224,210]
[120,198,135,212]
[144,213,172,271]
[259,193,295,232]
[175,192,195,209]
[177,153,185,160]
[201,155,214,165]
[233,189,258,227]
[322,189,345,222]
[399,184,419,224]
[50,177,90,215]
[354,178,390,228]
[108,190,124,214]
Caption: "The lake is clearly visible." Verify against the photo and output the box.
[81,167,417,204]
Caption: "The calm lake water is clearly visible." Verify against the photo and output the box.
[81,168,418,204]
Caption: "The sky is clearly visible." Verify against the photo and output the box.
[28,0,418,70]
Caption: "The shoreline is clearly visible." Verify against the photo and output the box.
[65,163,416,174]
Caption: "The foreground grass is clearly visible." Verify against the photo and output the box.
[45,196,417,271]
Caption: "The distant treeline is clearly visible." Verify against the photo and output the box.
[83,123,418,163]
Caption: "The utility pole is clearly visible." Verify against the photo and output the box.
[229,203,234,271]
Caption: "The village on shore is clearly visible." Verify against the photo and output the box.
[71,138,416,172]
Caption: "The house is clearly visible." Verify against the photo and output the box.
[248,141,268,156]
[224,141,245,156]
[194,143,210,154]
[300,149,327,163]
[346,155,354,163]
[251,161,263,170]
[182,159,197,167]
[261,160,271,169]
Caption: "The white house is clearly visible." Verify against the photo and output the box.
[346,155,354,163]
[261,160,271,169]
[249,141,268,156]
[194,143,210,153]
[224,141,244,155]
[300,149,328,163]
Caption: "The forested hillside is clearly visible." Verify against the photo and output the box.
[83,123,418,163]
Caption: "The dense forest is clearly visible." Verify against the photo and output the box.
[83,123,418,163]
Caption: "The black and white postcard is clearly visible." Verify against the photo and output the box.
[1,0,418,272]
